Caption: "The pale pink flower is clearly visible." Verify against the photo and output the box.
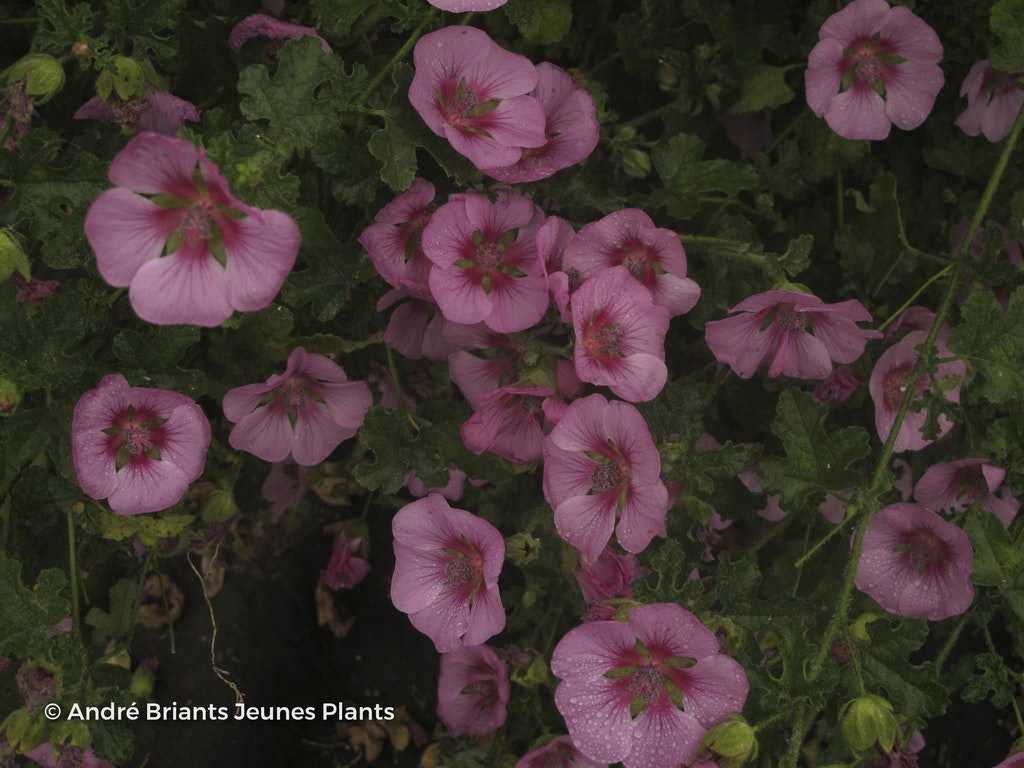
[436,645,510,737]
[485,62,600,184]
[427,0,508,11]
[409,26,546,170]
[380,294,460,360]
[855,503,974,621]
[223,347,371,466]
[323,528,370,591]
[261,459,308,522]
[543,394,668,559]
[563,209,699,316]
[423,189,548,333]
[72,374,210,516]
[228,13,332,54]
[955,60,1024,143]
[390,494,505,652]
[358,177,436,300]
[571,266,670,403]
[74,84,200,134]
[705,289,882,380]
[914,458,1020,528]
[460,385,554,464]
[813,365,861,404]
[551,603,749,768]
[869,331,965,453]
[84,132,300,327]
[805,0,944,140]
[516,735,607,768]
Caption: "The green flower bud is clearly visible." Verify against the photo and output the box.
[96,56,145,102]
[841,694,897,753]
[505,532,541,565]
[621,148,652,178]
[3,54,65,102]
[0,378,21,414]
[702,714,756,765]
[0,230,31,282]
[130,664,157,698]
[201,488,237,522]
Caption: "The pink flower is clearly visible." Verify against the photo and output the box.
[571,267,670,403]
[955,60,1024,143]
[358,178,436,301]
[543,394,668,559]
[228,13,332,55]
[261,459,308,522]
[805,0,944,140]
[563,209,699,317]
[84,132,300,327]
[551,603,749,768]
[992,753,1024,768]
[380,294,461,361]
[223,347,371,466]
[9,272,58,306]
[24,743,114,768]
[705,289,882,380]
[427,0,508,11]
[423,189,548,333]
[869,331,965,453]
[914,458,1020,528]
[390,494,505,652]
[855,503,974,620]
[72,374,210,516]
[323,528,370,591]
[409,26,547,170]
[813,365,861,404]
[573,546,646,605]
[404,463,468,501]
[484,62,600,184]
[74,85,200,134]
[437,645,510,737]
[460,385,554,464]
[516,735,607,768]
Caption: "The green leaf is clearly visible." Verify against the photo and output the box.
[729,65,795,114]
[651,134,758,219]
[513,0,572,44]
[991,0,1024,73]
[94,507,195,546]
[32,0,97,54]
[84,577,139,643]
[962,651,1017,708]
[858,619,949,721]
[368,126,418,193]
[765,234,812,279]
[113,326,200,371]
[632,537,706,606]
[102,0,186,67]
[355,408,447,494]
[948,287,1024,404]
[963,512,1024,622]
[0,552,70,658]
[758,390,870,510]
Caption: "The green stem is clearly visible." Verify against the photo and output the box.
[67,507,81,640]
[357,7,437,107]
[877,264,953,332]
[620,102,677,131]
[934,612,968,673]
[781,703,808,768]
[836,167,844,230]
[793,504,856,568]
[385,346,407,417]
[152,557,176,653]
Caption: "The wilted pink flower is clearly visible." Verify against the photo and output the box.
[223,347,371,466]
[404,464,468,501]
[16,664,56,711]
[813,365,861,404]
[869,330,965,453]
[543,394,668,559]
[427,0,508,11]
[380,294,460,360]
[74,85,200,134]
[485,62,600,184]
[461,385,554,464]
[72,374,210,516]
[24,743,114,768]
[516,735,607,768]
[359,177,436,300]
[409,26,546,170]
[437,645,510,737]
[423,189,548,333]
[228,13,332,55]
[323,528,370,591]
[261,459,308,522]
[855,503,974,620]
[9,272,58,306]
[564,209,699,317]
[573,546,646,605]
[805,0,944,140]
[705,289,882,380]
[551,603,750,768]
[391,494,505,652]
[84,132,300,327]
[571,266,670,402]
[914,458,1020,528]
[955,60,1024,143]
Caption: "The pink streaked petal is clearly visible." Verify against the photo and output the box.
[72,429,120,501]
[429,266,493,325]
[627,603,719,660]
[982,88,1024,142]
[705,313,768,378]
[810,312,881,364]
[442,125,526,170]
[449,351,512,408]
[228,402,295,463]
[651,272,701,316]
[826,83,891,140]
[985,489,1021,529]
[136,88,201,134]
[820,0,890,43]
[85,189,183,286]
[222,381,280,423]
[616,482,668,554]
[128,242,233,327]
[290,404,354,465]
[882,60,945,131]
[198,150,258,215]
[463,584,506,646]
[627,701,705,768]
[880,6,943,62]
[484,271,548,332]
[108,458,191,515]
[466,94,548,148]
[408,586,471,653]
[554,676,634,764]
[555,493,617,560]
[543,445,599,508]
[221,210,301,311]
[592,353,668,403]
[107,132,200,198]
[391,542,447,611]
[768,330,832,379]
[150,403,211,483]
[667,654,750,728]
[428,0,508,10]
[228,13,332,54]
[806,38,847,117]
[551,620,639,680]
[376,177,436,224]
[318,380,372,430]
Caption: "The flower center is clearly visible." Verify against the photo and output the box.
[882,364,916,411]
[898,529,949,575]
[444,556,477,587]
[629,663,664,703]
[777,304,807,334]
[620,247,649,279]
[179,203,214,246]
[477,242,504,269]
[123,425,153,455]
[854,53,883,85]
[590,461,623,494]
[598,325,625,355]
[284,380,308,415]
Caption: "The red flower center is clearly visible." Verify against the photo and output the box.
[444,556,478,587]
[179,202,215,246]
[629,663,664,703]
[590,461,623,494]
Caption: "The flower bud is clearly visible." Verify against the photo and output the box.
[702,714,756,766]
[129,664,156,698]
[505,532,541,565]
[841,694,897,753]
[0,230,30,282]
[200,488,237,522]
[3,54,65,102]
[621,148,652,178]
[0,379,21,414]
[96,56,145,102]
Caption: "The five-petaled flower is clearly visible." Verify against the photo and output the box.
[855,502,974,621]
[84,132,300,327]
[914,458,1020,529]
[72,374,211,516]
[551,603,750,768]
[805,0,944,140]
[436,644,510,737]
[223,347,371,466]
[390,494,505,653]
[955,60,1024,143]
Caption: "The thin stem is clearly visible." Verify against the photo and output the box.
[836,167,844,230]
[620,102,677,131]
[877,265,953,332]
[357,7,437,107]
[66,506,81,640]
[793,506,856,568]
[781,703,808,768]
[791,521,812,597]
[151,557,176,653]
[385,346,407,417]
[934,613,968,673]
[766,111,808,154]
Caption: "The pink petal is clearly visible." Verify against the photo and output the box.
[107,132,201,198]
[85,189,182,286]
[222,210,301,311]
[228,402,295,463]
[883,59,944,131]
[107,458,191,515]
[825,83,891,140]
[554,493,617,560]
[128,241,234,326]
